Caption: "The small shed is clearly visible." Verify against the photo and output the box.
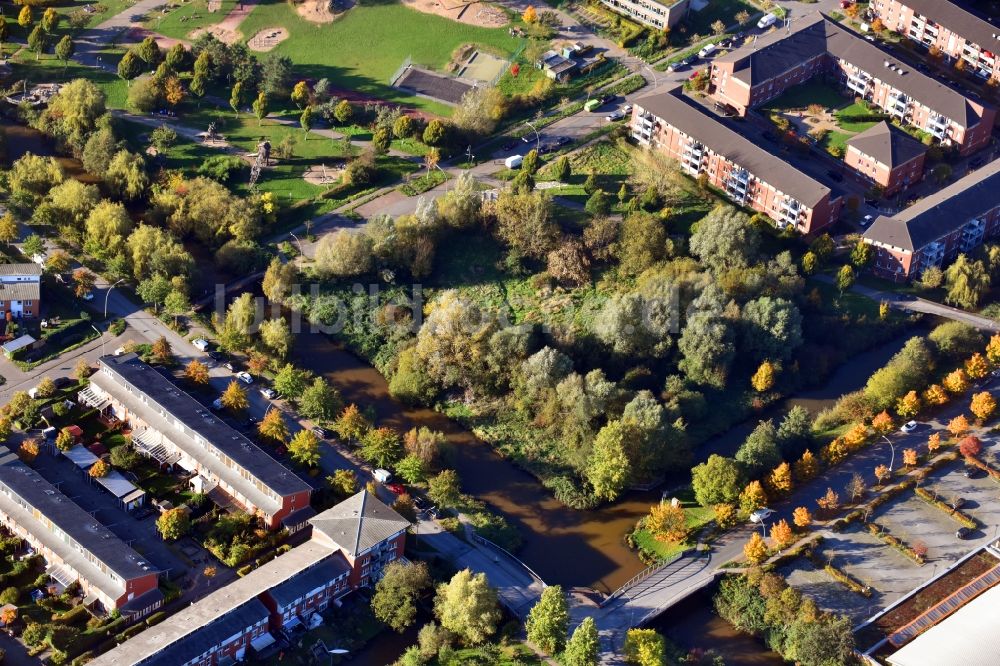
[1,334,36,358]
[62,445,99,471]
[65,425,83,442]
[95,471,146,511]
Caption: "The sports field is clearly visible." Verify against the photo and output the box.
[238,0,521,114]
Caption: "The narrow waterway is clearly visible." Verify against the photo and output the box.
[2,120,99,183]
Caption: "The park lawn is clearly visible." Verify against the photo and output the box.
[762,80,850,111]
[10,51,129,108]
[147,0,239,41]
[631,488,716,562]
[237,1,521,114]
[822,129,853,154]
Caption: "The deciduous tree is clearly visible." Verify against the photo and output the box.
[896,390,921,419]
[770,519,794,549]
[816,487,840,512]
[766,462,793,496]
[434,569,501,644]
[902,448,918,467]
[586,420,630,502]
[526,585,569,655]
[288,429,321,467]
[793,449,819,482]
[743,532,768,565]
[751,360,776,392]
[874,464,891,485]
[971,391,997,422]
[948,414,970,438]
[220,380,248,412]
[943,368,970,394]
[646,501,687,544]
[89,459,110,478]
[258,408,288,443]
[156,507,190,540]
[691,454,744,507]
[564,616,599,666]
[959,435,982,459]
[428,469,462,509]
[372,561,431,632]
[738,480,768,516]
[360,427,402,469]
[624,629,666,666]
[871,410,894,435]
[335,404,369,441]
[966,353,990,379]
[793,506,812,529]
[924,383,949,406]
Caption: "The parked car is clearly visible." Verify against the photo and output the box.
[901,420,918,433]
[698,43,718,58]
[964,466,981,479]
[681,55,697,66]
[667,61,683,72]
[373,468,392,483]
[749,508,775,523]
[192,338,210,352]
[956,527,972,539]
[82,292,95,301]
[212,397,224,410]
[606,110,626,122]
[207,350,223,361]
[386,483,406,495]
[622,104,632,114]
[113,346,127,356]
[235,371,253,385]
[553,136,572,147]
[757,12,777,29]
[861,214,874,226]
[826,170,844,182]
[311,426,331,440]
[951,497,966,510]
[224,361,236,372]
[259,387,277,399]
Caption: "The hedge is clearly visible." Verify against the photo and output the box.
[836,113,891,123]
[810,552,872,597]
[116,623,146,641]
[605,74,647,97]
[865,521,925,564]
[145,611,167,627]
[236,564,253,577]
[914,487,978,529]
[53,605,90,626]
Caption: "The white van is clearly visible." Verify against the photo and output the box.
[192,338,210,352]
[504,155,523,169]
[698,43,718,58]
[757,12,777,29]
[373,469,393,484]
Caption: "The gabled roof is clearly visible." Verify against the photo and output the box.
[864,157,1000,251]
[309,490,410,557]
[634,87,833,207]
[715,13,989,127]
[0,263,41,277]
[846,121,927,168]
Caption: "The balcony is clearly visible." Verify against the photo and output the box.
[960,219,986,251]
[920,241,946,266]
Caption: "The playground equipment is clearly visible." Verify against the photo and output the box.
[248,139,271,191]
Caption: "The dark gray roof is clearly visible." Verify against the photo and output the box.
[0,263,41,277]
[899,0,1000,54]
[634,87,832,207]
[88,539,336,666]
[93,355,310,514]
[141,599,270,666]
[0,282,39,302]
[846,121,927,167]
[0,446,155,603]
[310,490,410,557]
[268,553,350,609]
[864,157,1000,251]
[716,13,988,127]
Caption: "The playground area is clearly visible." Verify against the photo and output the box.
[295,0,353,23]
[248,27,289,51]
[401,0,509,27]
[456,48,507,82]
[303,163,346,186]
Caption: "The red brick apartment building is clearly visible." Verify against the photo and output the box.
[709,13,996,156]
[0,445,161,619]
[0,263,41,319]
[630,87,842,233]
[844,121,927,194]
[81,354,314,530]
[863,158,1000,280]
[89,490,410,666]
[871,0,1000,83]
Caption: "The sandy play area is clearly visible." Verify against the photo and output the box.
[296,0,354,23]
[402,0,509,28]
[303,164,345,186]
[248,27,289,51]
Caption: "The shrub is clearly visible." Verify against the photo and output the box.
[196,155,247,183]
[108,319,126,336]
[914,486,978,528]
[145,612,167,626]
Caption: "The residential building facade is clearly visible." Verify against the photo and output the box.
[863,158,1000,280]
[844,121,927,194]
[79,354,313,530]
[709,13,996,155]
[0,445,161,618]
[870,0,1000,82]
[631,87,842,233]
[88,491,409,666]
[0,263,41,318]
[600,0,689,31]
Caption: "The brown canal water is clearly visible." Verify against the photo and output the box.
[2,121,100,183]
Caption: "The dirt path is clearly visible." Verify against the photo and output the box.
[189,0,259,44]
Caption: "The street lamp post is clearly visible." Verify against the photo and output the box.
[525,120,541,154]
[881,435,896,471]
[90,324,105,358]
[643,64,658,88]
[104,278,125,319]
[289,232,304,256]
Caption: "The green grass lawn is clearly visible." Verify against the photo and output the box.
[10,51,129,108]
[762,80,851,111]
[683,0,758,38]
[835,101,880,132]
[237,1,521,115]
[147,0,238,41]
[631,486,716,562]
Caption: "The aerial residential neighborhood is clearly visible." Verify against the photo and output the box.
[1,0,1000,664]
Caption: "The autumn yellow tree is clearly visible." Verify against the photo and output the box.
[816,487,840,513]
[896,390,921,419]
[844,423,869,448]
[258,408,288,443]
[89,459,110,478]
[792,506,812,529]
[923,384,949,406]
[970,391,997,423]
[871,411,894,435]
[184,359,209,385]
[821,438,849,466]
[943,368,970,394]
[927,432,942,452]
[714,503,738,528]
[0,606,16,626]
[220,380,248,412]
[19,439,38,463]
[770,519,794,549]
[646,501,687,544]
[902,448,918,468]
[986,334,1000,366]
[522,5,537,22]
[874,464,891,485]
[793,450,820,482]
[966,353,990,380]
[751,360,776,392]
[765,462,793,496]
[739,480,768,515]
[744,532,768,564]
[947,414,970,438]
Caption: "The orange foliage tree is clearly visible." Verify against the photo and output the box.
[965,353,990,380]
[765,462,793,496]
[927,432,941,452]
[739,481,768,515]
[744,532,768,564]
[794,450,820,481]
[816,487,840,513]
[896,391,921,419]
[986,334,1000,366]
[947,414,970,438]
[770,519,794,549]
[874,464,891,484]
[923,384,949,406]
[959,435,982,459]
[970,391,997,423]
[871,411,894,435]
[902,448,918,468]
[792,506,812,529]
[646,501,688,544]
[943,369,970,394]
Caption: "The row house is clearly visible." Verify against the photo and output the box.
[0,446,161,619]
[844,121,927,195]
[0,263,41,318]
[599,0,689,31]
[631,87,842,233]
[863,158,1000,280]
[709,13,996,155]
[870,0,1000,82]
[80,354,313,530]
[89,490,410,666]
